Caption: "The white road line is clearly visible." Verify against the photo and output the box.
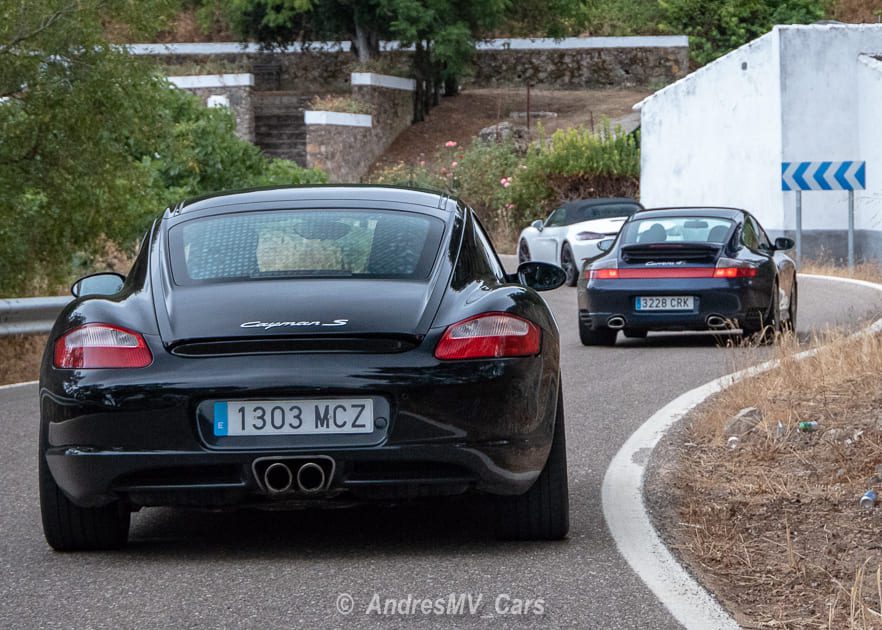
[601,273,882,630]
[0,380,37,391]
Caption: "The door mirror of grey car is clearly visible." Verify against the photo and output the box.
[531,219,544,232]
[773,237,795,251]
[516,261,567,292]
[71,272,126,298]
[597,238,615,253]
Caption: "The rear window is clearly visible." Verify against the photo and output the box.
[620,217,733,245]
[168,209,445,285]
[545,203,640,227]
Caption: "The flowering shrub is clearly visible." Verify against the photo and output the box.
[372,122,639,250]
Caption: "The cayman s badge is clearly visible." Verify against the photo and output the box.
[240,319,349,330]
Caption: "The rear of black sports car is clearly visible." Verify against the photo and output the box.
[38,186,568,549]
[577,208,795,344]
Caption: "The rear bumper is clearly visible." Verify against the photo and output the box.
[578,278,769,331]
[40,333,560,507]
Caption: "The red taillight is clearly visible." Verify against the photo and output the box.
[590,268,620,279]
[434,313,541,360]
[713,267,758,278]
[53,324,153,369]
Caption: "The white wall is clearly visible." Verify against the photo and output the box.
[857,55,882,234]
[638,30,783,227]
[779,25,882,233]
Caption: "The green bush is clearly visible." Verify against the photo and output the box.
[510,123,640,225]
[373,124,640,249]
[0,73,324,297]
[659,0,828,65]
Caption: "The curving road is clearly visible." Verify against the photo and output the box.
[2,273,881,629]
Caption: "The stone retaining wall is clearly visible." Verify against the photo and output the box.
[134,36,689,92]
[305,73,415,182]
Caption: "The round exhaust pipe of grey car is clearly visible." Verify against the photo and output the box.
[607,316,626,330]
[706,315,728,329]
[263,462,294,494]
[296,462,327,493]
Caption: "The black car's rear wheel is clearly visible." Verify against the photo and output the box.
[518,239,531,264]
[561,243,578,287]
[39,431,130,551]
[579,320,618,346]
[742,280,781,343]
[495,385,569,541]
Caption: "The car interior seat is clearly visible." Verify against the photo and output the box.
[638,223,667,243]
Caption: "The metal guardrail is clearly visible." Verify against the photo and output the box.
[0,297,71,336]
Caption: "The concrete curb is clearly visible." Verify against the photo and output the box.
[601,273,882,629]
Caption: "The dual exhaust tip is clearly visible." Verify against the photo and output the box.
[260,459,332,495]
[608,314,732,330]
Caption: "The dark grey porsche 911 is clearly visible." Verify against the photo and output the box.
[577,207,797,345]
[39,186,570,550]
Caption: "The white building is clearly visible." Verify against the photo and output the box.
[637,24,882,262]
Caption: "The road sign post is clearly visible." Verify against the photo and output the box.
[782,160,866,270]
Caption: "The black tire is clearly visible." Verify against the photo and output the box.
[495,385,569,541]
[518,239,531,264]
[742,280,780,344]
[579,320,618,346]
[561,243,578,287]
[623,329,647,339]
[39,433,130,551]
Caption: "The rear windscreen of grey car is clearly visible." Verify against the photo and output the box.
[168,209,445,285]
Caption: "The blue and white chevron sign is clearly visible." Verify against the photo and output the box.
[781,161,866,191]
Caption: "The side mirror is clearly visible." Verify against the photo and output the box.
[597,238,616,253]
[71,272,125,298]
[516,261,566,292]
[773,237,795,251]
[530,219,544,232]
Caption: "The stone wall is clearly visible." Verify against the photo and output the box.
[470,43,688,89]
[132,36,689,92]
[305,73,415,182]
[167,74,255,142]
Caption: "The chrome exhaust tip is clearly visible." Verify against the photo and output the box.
[263,462,294,494]
[607,316,626,329]
[706,315,728,329]
[296,462,327,493]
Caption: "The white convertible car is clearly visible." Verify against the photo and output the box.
[517,198,643,286]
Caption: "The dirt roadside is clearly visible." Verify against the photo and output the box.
[646,323,882,629]
[369,87,648,175]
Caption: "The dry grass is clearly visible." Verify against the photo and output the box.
[802,261,882,286]
[658,326,882,628]
[0,335,46,385]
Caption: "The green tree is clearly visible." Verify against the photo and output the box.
[222,0,388,62]
[660,0,828,65]
[0,0,323,296]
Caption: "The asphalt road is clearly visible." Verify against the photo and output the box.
[2,275,881,629]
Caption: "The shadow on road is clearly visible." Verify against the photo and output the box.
[125,499,557,557]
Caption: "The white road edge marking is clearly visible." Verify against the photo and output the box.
[0,380,37,391]
[601,273,882,629]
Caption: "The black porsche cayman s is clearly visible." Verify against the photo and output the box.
[577,207,797,345]
[39,186,569,550]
